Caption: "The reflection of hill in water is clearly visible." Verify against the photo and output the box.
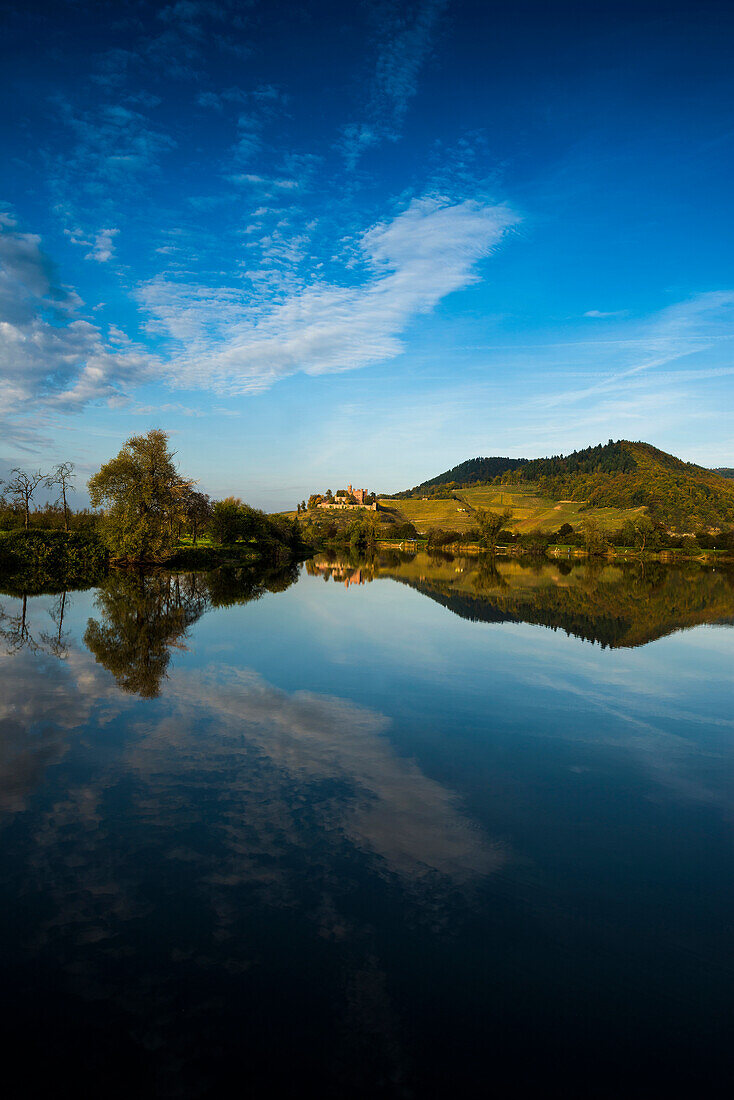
[312,552,734,648]
[395,557,734,647]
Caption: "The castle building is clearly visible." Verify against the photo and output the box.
[317,485,377,511]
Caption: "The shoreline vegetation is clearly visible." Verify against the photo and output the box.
[294,438,734,562]
[374,534,734,563]
[0,528,306,594]
[296,507,734,563]
[374,537,734,564]
[3,553,733,673]
[3,434,734,591]
[0,429,309,590]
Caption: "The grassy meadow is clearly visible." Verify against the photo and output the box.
[376,497,475,532]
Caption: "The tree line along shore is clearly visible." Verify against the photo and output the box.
[293,492,734,560]
[296,508,734,561]
[0,430,306,587]
[293,438,734,559]
[2,431,734,589]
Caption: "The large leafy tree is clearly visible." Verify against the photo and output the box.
[210,497,276,545]
[88,429,192,561]
[475,507,512,553]
[182,489,212,546]
[620,515,663,553]
[210,497,249,544]
[582,517,608,556]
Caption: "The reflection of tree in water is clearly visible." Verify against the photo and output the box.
[84,573,210,697]
[0,595,37,654]
[39,590,72,658]
[0,590,72,658]
[471,556,507,592]
[84,564,299,697]
[207,560,299,606]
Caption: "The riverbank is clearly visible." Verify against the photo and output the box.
[0,529,312,592]
[375,537,734,564]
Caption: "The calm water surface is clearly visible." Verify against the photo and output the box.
[1,555,733,1097]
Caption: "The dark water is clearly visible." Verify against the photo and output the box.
[1,555,733,1097]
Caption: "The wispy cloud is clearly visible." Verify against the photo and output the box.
[197,85,287,112]
[5,195,732,473]
[417,291,734,463]
[44,97,177,265]
[147,0,250,77]
[584,309,628,318]
[57,100,176,186]
[137,194,519,394]
[544,291,734,408]
[341,0,448,169]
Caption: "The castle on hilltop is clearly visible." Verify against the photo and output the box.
[317,485,377,511]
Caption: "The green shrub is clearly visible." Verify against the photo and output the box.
[0,529,108,587]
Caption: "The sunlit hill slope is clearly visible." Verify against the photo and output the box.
[390,441,734,529]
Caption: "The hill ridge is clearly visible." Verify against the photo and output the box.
[394,455,528,496]
[394,440,734,527]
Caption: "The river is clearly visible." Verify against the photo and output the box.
[1,554,733,1096]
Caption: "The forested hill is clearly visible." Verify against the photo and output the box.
[394,455,529,497]
[506,439,636,480]
[503,441,734,525]
[397,440,734,527]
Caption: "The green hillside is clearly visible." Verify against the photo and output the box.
[393,440,734,529]
[394,455,528,496]
[379,486,641,535]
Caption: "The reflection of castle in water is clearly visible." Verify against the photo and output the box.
[307,558,376,588]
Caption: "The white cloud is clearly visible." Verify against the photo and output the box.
[5,194,732,471]
[137,194,519,394]
[227,173,300,192]
[85,227,119,263]
[0,218,154,425]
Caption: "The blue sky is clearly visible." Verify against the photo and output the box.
[2,0,733,508]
